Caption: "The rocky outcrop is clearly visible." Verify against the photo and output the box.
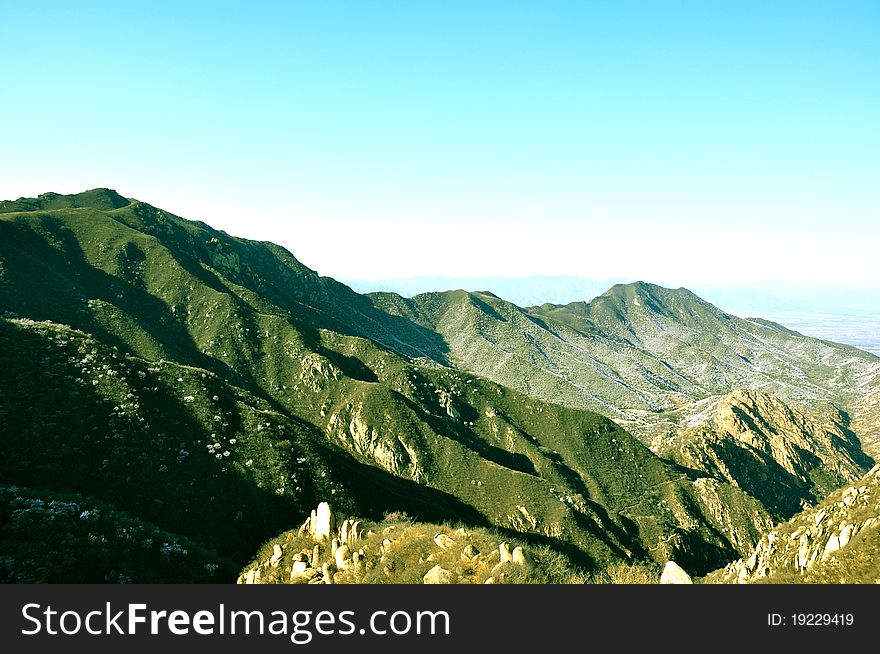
[661,390,874,518]
[241,502,366,585]
[240,505,556,585]
[709,464,880,584]
[297,501,337,543]
[325,402,424,481]
[851,389,880,460]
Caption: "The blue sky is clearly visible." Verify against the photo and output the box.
[2,1,878,286]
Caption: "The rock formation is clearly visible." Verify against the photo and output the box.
[710,464,880,584]
[423,565,455,584]
[433,533,456,549]
[270,544,283,567]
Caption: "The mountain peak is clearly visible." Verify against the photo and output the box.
[1,188,131,213]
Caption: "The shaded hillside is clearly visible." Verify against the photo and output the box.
[0,484,238,583]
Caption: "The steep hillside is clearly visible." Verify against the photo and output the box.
[656,390,873,518]
[0,189,778,579]
[370,282,880,444]
[707,464,880,584]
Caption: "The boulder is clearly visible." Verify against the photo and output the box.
[433,533,456,550]
[291,560,310,575]
[313,502,336,542]
[423,565,455,584]
[511,546,533,568]
[660,561,693,584]
[322,562,334,585]
[461,544,480,561]
[499,542,512,565]
[290,562,319,583]
[270,544,283,567]
[335,544,352,571]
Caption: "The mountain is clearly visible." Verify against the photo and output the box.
[656,390,873,518]
[370,282,880,444]
[346,275,880,316]
[1,189,790,581]
[708,464,880,584]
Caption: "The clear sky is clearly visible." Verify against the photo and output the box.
[2,1,878,287]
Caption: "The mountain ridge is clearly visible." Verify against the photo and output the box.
[371,281,879,442]
[1,189,876,583]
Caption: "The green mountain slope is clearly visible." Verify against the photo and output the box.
[370,282,880,445]
[0,189,780,579]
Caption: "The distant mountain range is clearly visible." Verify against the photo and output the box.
[344,274,880,316]
[346,275,880,356]
[370,282,879,444]
[1,189,878,583]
